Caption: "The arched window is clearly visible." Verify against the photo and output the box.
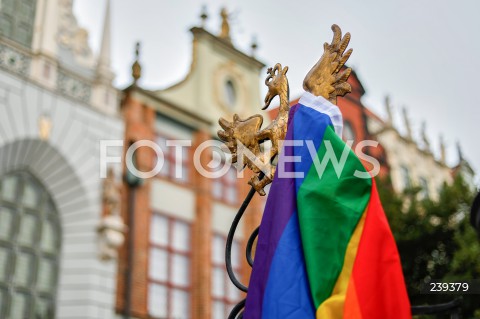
[0,171,61,318]
[224,79,237,109]
[0,0,37,48]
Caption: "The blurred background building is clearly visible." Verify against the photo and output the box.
[0,1,476,319]
[276,71,475,201]
[0,0,123,318]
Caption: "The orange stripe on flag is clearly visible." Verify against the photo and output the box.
[344,279,363,319]
[316,209,367,319]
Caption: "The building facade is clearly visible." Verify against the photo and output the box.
[337,73,456,199]
[0,0,124,318]
[332,71,455,199]
[116,11,267,319]
[369,102,453,200]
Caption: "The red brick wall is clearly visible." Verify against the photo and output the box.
[117,91,155,318]
[191,130,213,319]
[117,91,266,318]
[338,73,390,178]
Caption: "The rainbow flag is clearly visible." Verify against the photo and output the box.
[244,92,411,319]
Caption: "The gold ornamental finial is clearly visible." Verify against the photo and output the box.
[303,24,353,104]
[250,35,258,57]
[219,8,231,42]
[200,5,208,28]
[132,42,142,84]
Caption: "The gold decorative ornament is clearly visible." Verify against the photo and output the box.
[132,42,142,83]
[200,5,208,28]
[303,24,353,104]
[38,114,52,141]
[218,25,353,195]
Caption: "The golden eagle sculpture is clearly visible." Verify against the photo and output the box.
[218,24,352,195]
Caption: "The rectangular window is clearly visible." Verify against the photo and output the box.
[0,16,13,37]
[211,234,242,319]
[155,135,190,184]
[1,0,16,14]
[212,167,238,205]
[400,165,411,189]
[419,177,430,199]
[0,0,36,48]
[148,213,191,319]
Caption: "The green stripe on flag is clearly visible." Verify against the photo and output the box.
[297,126,372,308]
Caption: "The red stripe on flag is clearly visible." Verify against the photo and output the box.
[351,179,411,319]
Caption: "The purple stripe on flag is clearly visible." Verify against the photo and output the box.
[244,105,299,318]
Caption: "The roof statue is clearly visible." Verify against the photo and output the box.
[457,141,464,162]
[219,8,232,42]
[385,95,394,126]
[421,121,431,152]
[402,107,413,140]
[439,134,447,164]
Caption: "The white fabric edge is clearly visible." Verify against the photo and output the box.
[298,91,344,138]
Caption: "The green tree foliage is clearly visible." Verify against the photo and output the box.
[378,175,480,318]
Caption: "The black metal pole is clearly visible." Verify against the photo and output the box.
[225,185,256,293]
[411,297,462,317]
[226,173,264,319]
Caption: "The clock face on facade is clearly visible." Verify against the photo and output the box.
[224,79,237,109]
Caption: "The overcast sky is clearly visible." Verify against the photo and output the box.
[74,0,479,184]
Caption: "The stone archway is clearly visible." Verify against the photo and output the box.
[0,138,117,318]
